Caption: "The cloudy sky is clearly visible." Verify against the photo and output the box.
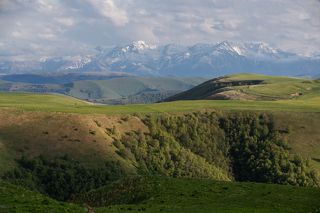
[0,0,319,60]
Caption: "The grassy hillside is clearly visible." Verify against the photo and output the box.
[0,110,145,174]
[1,92,320,114]
[165,73,320,102]
[0,76,319,175]
[1,110,319,182]
[1,177,319,213]
[76,176,320,213]
[0,181,85,212]
[0,74,320,212]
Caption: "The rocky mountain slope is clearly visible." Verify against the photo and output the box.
[1,41,319,77]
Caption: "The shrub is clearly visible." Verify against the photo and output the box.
[3,155,124,201]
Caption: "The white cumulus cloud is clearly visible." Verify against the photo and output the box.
[0,0,319,59]
[87,0,129,26]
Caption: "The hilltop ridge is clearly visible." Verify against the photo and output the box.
[164,73,320,101]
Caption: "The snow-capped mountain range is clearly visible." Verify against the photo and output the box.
[1,41,319,77]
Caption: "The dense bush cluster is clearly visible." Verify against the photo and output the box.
[75,176,155,207]
[113,112,319,187]
[114,127,229,180]
[147,112,230,172]
[3,155,124,201]
[220,113,319,186]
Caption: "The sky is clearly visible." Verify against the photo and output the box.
[0,0,319,60]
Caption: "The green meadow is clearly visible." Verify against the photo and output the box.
[77,176,320,213]
[0,92,320,114]
[1,177,320,213]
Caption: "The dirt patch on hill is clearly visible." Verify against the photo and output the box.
[209,90,257,100]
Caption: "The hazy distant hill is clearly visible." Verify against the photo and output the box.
[0,74,207,104]
[67,76,207,104]
[0,72,129,84]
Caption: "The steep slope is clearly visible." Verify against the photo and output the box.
[164,73,320,101]
[1,110,320,180]
[0,111,148,175]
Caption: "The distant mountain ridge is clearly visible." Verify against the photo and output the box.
[1,41,319,77]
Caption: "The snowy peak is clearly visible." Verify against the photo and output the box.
[37,55,92,71]
[243,42,280,57]
[121,40,157,53]
[212,41,286,58]
[0,40,318,77]
[89,40,316,76]
[214,41,244,56]
[132,40,157,50]
[61,55,92,70]
[110,40,292,59]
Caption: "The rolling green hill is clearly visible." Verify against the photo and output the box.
[165,73,320,102]
[1,91,320,113]
[76,176,320,213]
[0,73,320,175]
[1,177,319,213]
[0,107,319,183]
[1,73,319,106]
[0,73,320,212]
[0,181,85,212]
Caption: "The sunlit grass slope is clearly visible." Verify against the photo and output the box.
[228,73,320,100]
[0,91,320,114]
[165,73,320,102]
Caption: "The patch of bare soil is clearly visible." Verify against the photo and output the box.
[209,90,257,100]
